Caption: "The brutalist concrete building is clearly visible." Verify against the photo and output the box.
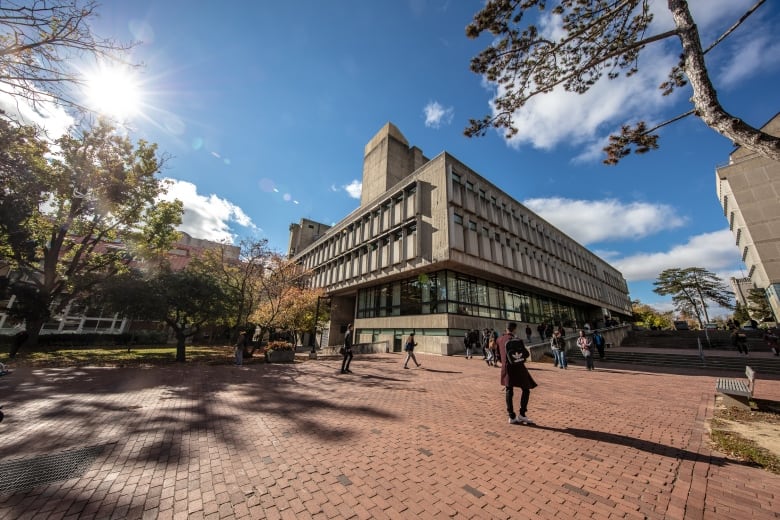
[290,123,632,355]
[717,113,780,322]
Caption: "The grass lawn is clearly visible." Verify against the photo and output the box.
[0,344,252,367]
[710,399,780,475]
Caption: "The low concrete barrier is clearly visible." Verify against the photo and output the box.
[528,324,631,361]
[318,341,390,357]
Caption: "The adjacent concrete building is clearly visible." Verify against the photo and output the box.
[716,113,780,322]
[730,276,753,309]
[0,232,239,335]
[290,123,632,355]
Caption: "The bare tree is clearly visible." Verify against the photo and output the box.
[0,0,133,114]
[466,0,780,164]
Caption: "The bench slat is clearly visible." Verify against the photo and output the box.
[716,377,752,397]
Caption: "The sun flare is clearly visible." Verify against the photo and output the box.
[83,64,143,120]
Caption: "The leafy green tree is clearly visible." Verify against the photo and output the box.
[249,254,312,343]
[653,267,734,329]
[465,0,780,164]
[0,119,50,268]
[273,286,326,346]
[188,238,272,342]
[0,119,182,355]
[97,270,229,362]
[631,300,673,330]
[0,0,133,114]
[747,287,775,322]
[733,302,751,324]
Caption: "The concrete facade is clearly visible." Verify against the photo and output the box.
[287,218,331,258]
[717,113,780,321]
[290,124,632,355]
[730,276,753,309]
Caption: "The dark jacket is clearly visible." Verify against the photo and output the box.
[497,332,537,390]
[344,330,353,350]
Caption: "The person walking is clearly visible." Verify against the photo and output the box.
[577,329,594,370]
[403,332,421,369]
[550,330,567,369]
[525,325,532,343]
[763,327,779,356]
[466,329,478,359]
[234,331,246,366]
[592,330,606,359]
[497,322,537,425]
[481,328,490,362]
[491,328,501,366]
[341,324,354,373]
[730,328,748,356]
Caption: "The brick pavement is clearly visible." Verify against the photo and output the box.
[0,354,778,519]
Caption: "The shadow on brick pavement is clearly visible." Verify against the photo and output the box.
[0,353,778,519]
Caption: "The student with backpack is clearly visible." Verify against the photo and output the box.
[497,322,537,425]
[403,332,421,369]
[592,330,606,359]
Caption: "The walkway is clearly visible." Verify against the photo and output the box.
[0,353,778,519]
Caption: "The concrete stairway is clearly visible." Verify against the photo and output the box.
[567,329,780,375]
[569,349,780,375]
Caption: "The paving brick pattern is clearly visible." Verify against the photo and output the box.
[0,355,778,519]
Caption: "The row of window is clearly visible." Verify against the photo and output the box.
[451,170,602,280]
[310,223,418,288]
[356,270,588,325]
[300,183,418,270]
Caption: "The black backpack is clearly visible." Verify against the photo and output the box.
[504,336,529,365]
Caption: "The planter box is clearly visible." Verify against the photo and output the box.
[265,350,295,363]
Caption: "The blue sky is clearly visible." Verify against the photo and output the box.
[10,1,780,317]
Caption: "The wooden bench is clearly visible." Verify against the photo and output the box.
[715,366,756,410]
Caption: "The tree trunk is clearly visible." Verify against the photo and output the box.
[175,331,186,362]
[9,319,44,358]
[669,0,780,161]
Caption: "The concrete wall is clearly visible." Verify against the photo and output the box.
[717,113,780,320]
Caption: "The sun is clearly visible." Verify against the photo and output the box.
[83,63,143,120]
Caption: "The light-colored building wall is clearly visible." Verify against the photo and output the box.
[717,113,780,321]
[0,232,239,335]
[291,124,632,354]
[730,276,753,308]
[288,218,331,258]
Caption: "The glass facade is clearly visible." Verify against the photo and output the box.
[356,270,587,326]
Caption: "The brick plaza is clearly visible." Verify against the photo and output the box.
[0,353,778,519]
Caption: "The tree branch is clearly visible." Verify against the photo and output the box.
[702,0,765,55]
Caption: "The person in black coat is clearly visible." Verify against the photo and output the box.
[341,324,354,373]
[497,322,537,425]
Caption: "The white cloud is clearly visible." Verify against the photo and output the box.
[716,31,780,88]
[158,178,257,243]
[685,0,758,35]
[494,42,676,152]
[344,180,362,199]
[611,229,742,282]
[423,100,454,129]
[0,89,74,139]
[522,197,686,244]
[479,1,772,158]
